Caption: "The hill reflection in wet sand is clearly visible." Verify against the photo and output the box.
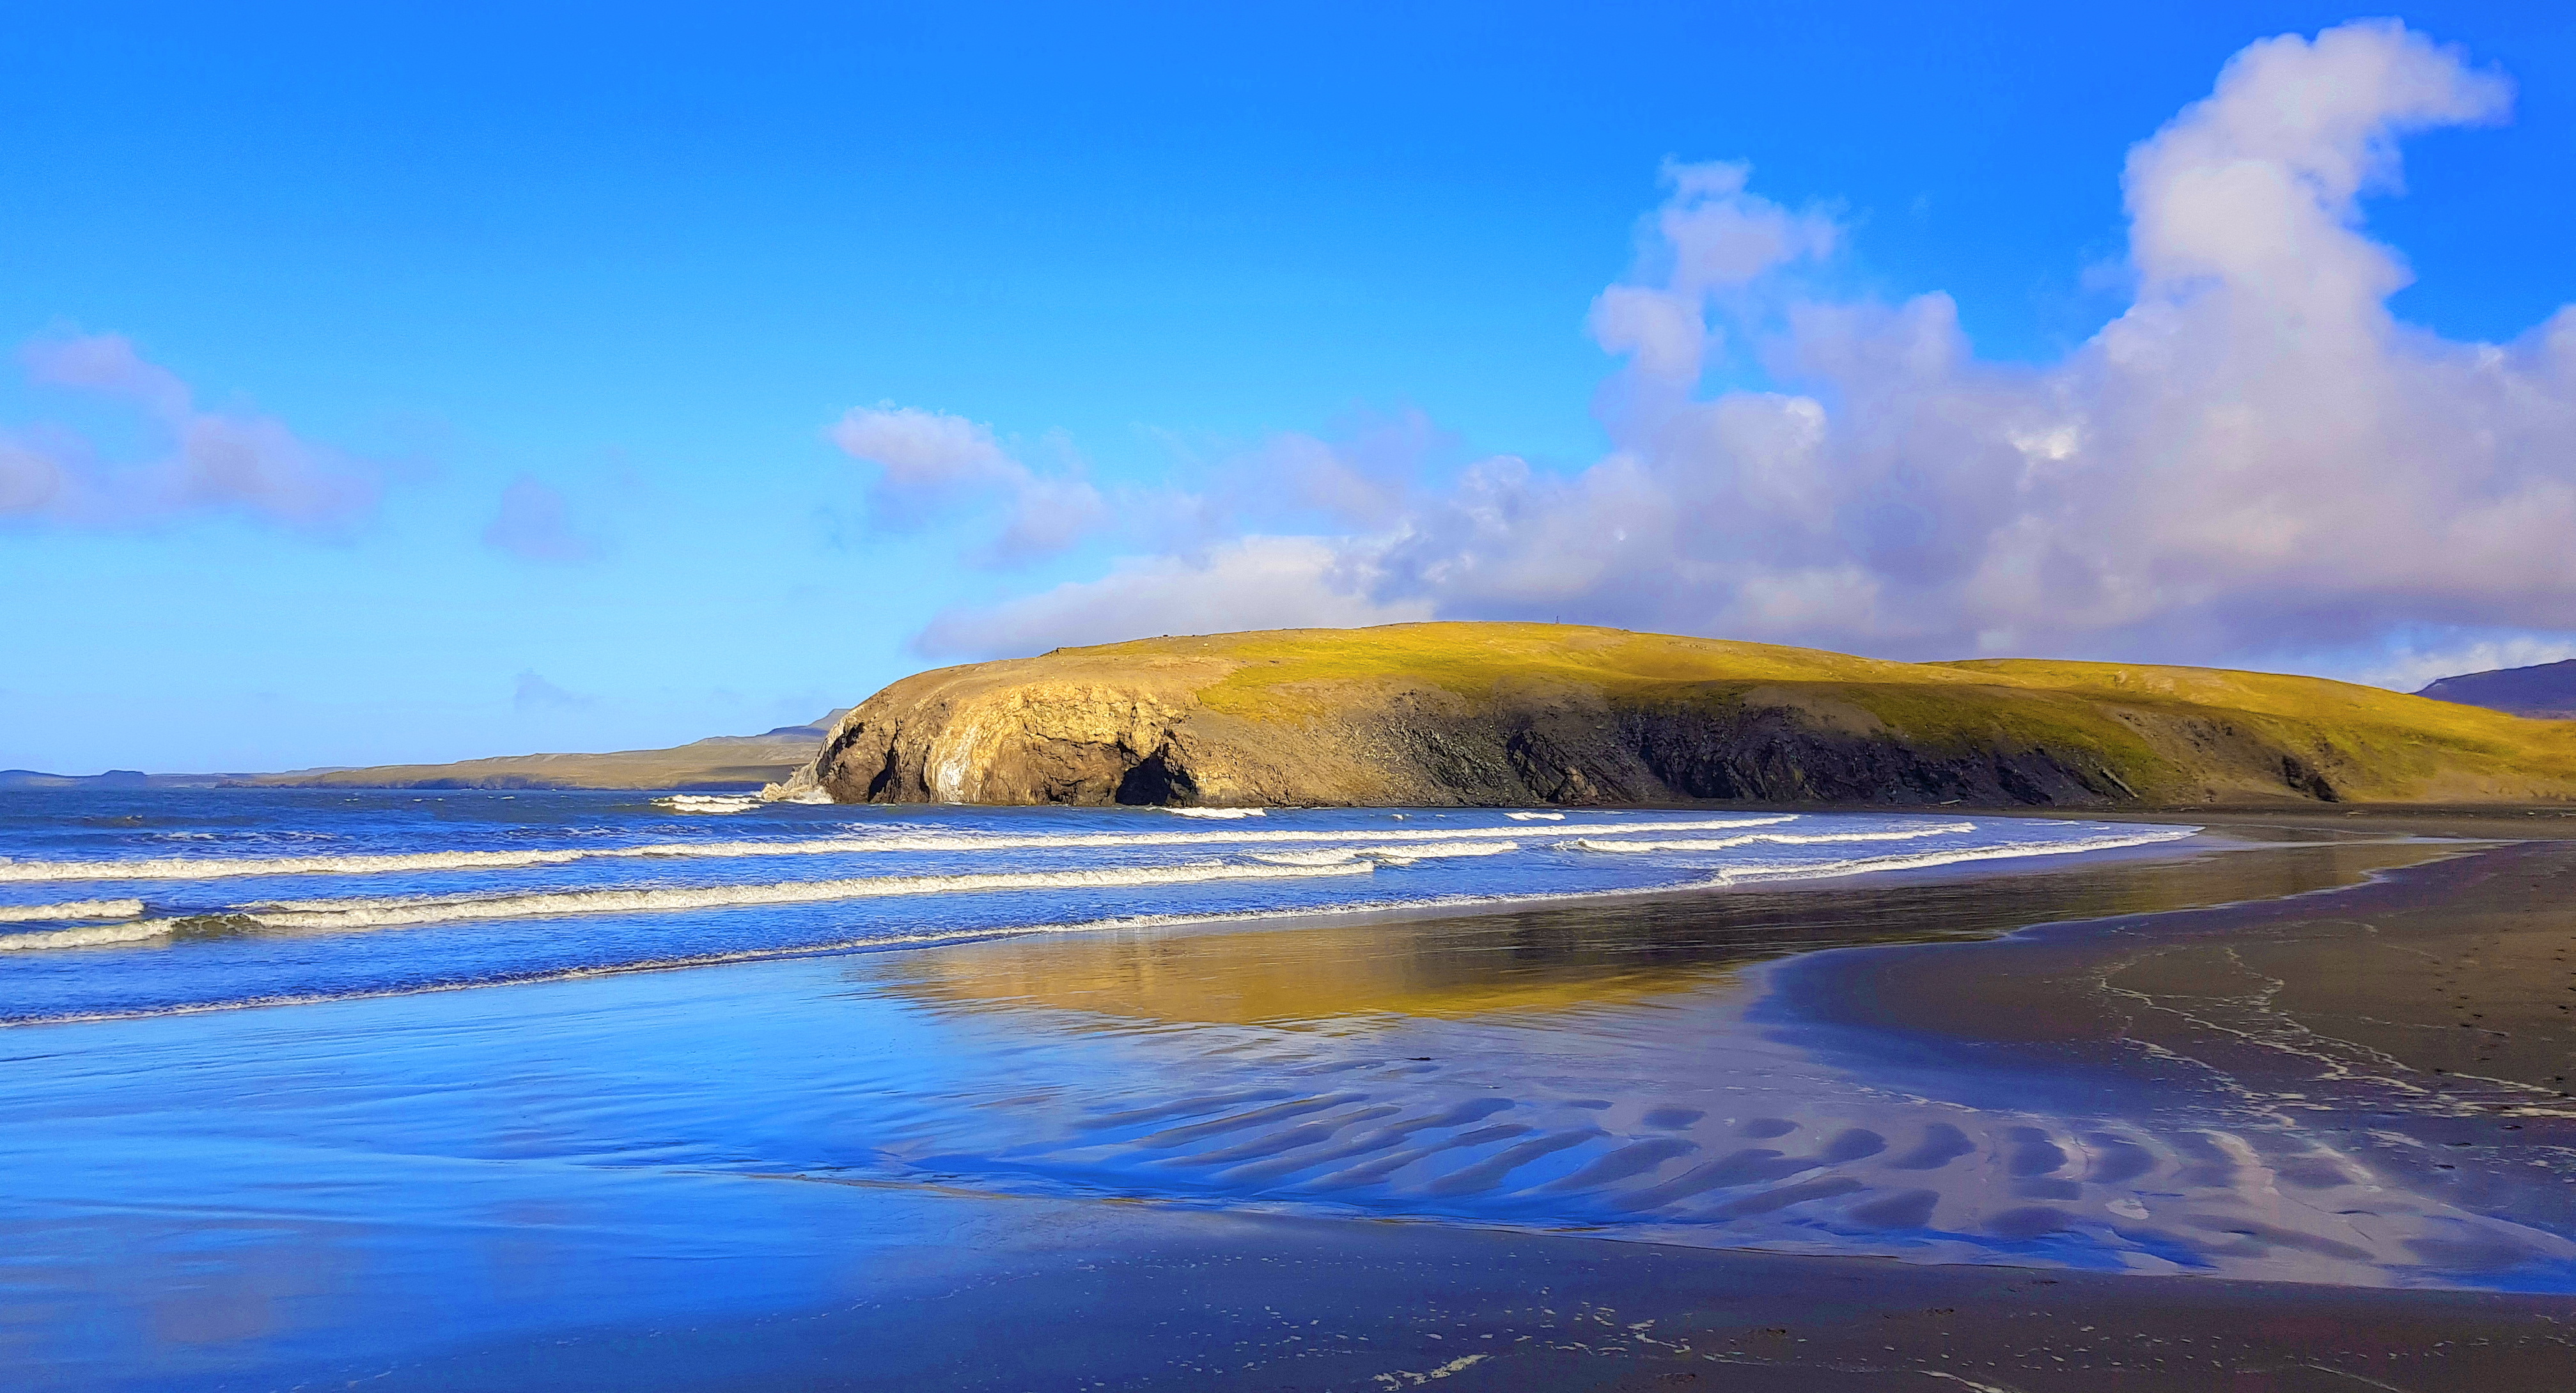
[841,833,2576,1290]
[873,833,2434,1030]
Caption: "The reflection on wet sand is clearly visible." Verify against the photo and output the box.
[873,833,2449,1029]
[829,833,2576,1289]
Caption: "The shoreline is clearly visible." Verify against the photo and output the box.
[6,810,2574,1389]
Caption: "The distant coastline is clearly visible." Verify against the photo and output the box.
[1,713,845,793]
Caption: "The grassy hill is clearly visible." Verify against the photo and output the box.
[785,623,2576,807]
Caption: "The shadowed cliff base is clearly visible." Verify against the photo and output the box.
[777,623,2576,809]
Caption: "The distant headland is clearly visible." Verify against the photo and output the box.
[768,623,2576,809]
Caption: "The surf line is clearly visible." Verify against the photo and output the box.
[0,816,1806,883]
[0,859,1376,950]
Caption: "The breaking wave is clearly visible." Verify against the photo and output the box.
[1503,811,1566,821]
[0,919,180,952]
[0,815,1800,883]
[0,859,1377,949]
[1563,822,1979,854]
[653,795,765,814]
[1160,807,1266,819]
[1250,841,1519,867]
[0,898,146,924]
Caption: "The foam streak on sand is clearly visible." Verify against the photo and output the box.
[0,816,1800,883]
[1706,828,2199,884]
[1565,822,1979,853]
[0,860,1377,949]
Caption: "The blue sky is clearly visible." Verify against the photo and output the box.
[4,3,2573,773]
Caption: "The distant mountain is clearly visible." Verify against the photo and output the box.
[1,713,851,793]
[2417,660,2576,720]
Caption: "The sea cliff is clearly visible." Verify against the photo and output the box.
[772,623,2576,808]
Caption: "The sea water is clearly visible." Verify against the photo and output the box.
[0,790,2188,1023]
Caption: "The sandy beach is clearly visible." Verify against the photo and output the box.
[3,808,2572,1390]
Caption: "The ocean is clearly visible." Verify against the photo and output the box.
[0,790,2190,1024]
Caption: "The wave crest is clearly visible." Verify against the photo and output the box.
[0,858,1377,949]
[0,898,146,923]
[0,816,1800,883]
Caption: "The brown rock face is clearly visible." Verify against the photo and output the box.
[772,624,2576,809]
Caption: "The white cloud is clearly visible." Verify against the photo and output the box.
[829,405,1019,498]
[829,403,1104,563]
[1,332,378,532]
[2358,633,2576,694]
[915,536,1432,658]
[1583,160,1838,385]
[919,21,2576,676]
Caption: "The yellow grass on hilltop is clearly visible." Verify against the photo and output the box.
[823,622,2575,807]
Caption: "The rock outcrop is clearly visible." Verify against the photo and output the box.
[772,624,2576,809]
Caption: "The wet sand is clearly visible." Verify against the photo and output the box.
[304,1195,2576,1392]
[6,810,2573,1390]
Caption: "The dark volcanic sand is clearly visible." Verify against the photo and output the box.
[8,811,2574,1391]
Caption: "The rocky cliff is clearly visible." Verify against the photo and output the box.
[772,625,2576,809]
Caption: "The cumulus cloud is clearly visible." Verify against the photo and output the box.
[918,20,2576,681]
[831,403,1105,563]
[481,476,602,564]
[1586,159,1838,384]
[0,332,379,531]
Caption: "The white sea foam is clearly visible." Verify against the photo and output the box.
[653,795,765,814]
[1503,811,1566,821]
[0,859,1376,948]
[0,919,179,951]
[0,816,1800,883]
[1250,841,1518,867]
[0,846,605,883]
[1160,807,1267,819]
[1564,822,1979,854]
[0,898,146,923]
